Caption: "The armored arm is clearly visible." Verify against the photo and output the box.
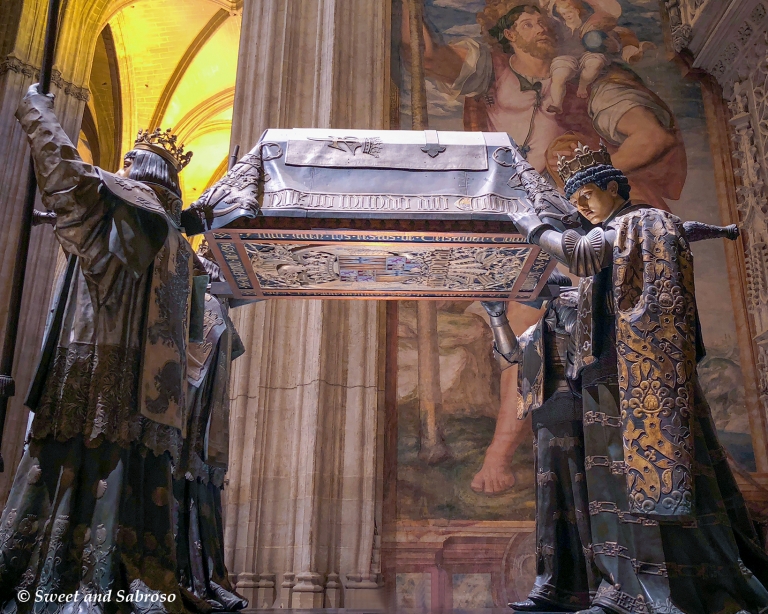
[481,302,520,369]
[32,210,56,226]
[512,211,615,278]
[507,143,580,230]
[507,147,739,276]
[514,214,741,279]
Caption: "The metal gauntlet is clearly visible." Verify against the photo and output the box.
[489,316,520,367]
[682,221,739,242]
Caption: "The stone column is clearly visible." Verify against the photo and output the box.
[0,1,90,503]
[223,0,389,609]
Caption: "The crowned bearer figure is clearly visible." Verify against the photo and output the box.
[0,84,197,613]
[510,142,768,613]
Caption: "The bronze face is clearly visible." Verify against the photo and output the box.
[569,181,624,224]
[116,157,133,178]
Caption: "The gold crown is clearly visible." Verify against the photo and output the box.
[133,128,193,171]
[557,142,612,184]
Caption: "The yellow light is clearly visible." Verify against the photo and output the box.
[107,0,240,211]
[179,127,233,207]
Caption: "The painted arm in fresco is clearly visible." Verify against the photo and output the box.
[610,106,678,173]
[471,301,528,494]
[580,0,622,33]
[471,368,532,494]
[400,7,467,84]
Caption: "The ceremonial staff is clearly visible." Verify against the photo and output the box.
[0,0,63,472]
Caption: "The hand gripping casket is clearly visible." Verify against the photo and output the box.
[186,129,557,300]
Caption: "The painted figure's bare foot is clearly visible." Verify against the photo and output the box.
[546,103,563,114]
[471,452,516,494]
[577,84,589,98]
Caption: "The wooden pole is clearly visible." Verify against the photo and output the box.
[406,0,429,131]
[0,0,63,472]
[406,0,451,464]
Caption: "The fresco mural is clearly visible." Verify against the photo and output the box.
[395,0,756,527]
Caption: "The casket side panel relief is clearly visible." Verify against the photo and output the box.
[198,130,559,300]
[207,229,556,300]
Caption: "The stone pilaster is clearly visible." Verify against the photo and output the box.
[0,2,91,502]
[664,0,768,473]
[255,573,276,610]
[223,1,389,608]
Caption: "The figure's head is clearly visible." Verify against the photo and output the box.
[547,269,572,287]
[557,142,630,224]
[118,149,181,197]
[552,0,586,28]
[117,128,193,225]
[568,178,628,224]
[490,5,557,59]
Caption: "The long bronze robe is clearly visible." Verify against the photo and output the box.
[514,289,599,609]
[572,204,768,614]
[0,91,194,613]
[174,293,246,613]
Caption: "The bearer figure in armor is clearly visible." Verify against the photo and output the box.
[0,84,197,612]
[174,244,248,613]
[483,271,598,611]
[510,142,768,613]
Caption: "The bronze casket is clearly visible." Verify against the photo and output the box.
[188,129,556,300]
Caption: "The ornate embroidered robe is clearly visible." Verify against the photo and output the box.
[571,205,768,614]
[0,91,194,613]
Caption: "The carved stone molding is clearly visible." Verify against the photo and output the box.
[0,55,90,102]
[665,0,693,53]
[729,63,768,412]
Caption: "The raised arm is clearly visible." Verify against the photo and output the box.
[16,84,166,284]
[16,85,102,219]
[15,85,110,263]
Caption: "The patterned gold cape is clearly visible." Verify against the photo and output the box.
[613,208,698,519]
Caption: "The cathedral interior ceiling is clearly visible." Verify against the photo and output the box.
[79,0,241,207]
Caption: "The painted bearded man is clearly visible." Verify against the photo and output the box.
[510,142,768,614]
[402,0,686,210]
[0,84,197,613]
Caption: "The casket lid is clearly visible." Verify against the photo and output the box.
[280,128,509,171]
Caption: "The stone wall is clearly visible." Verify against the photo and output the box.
[221,0,390,608]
